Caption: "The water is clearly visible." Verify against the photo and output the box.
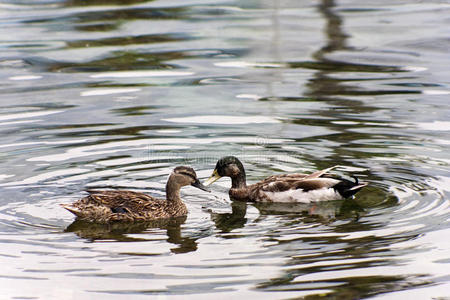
[1,0,449,298]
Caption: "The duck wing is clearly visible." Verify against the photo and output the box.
[303,165,339,179]
[234,174,309,201]
[259,173,308,185]
[85,190,164,213]
[258,166,338,185]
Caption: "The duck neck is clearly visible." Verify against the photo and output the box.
[231,171,247,189]
[166,175,182,203]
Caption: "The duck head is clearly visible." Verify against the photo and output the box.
[204,156,246,187]
[171,166,210,192]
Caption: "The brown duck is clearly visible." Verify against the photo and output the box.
[204,156,367,203]
[61,166,209,223]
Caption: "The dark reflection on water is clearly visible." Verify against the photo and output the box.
[254,199,364,221]
[65,33,195,48]
[208,201,248,233]
[65,0,153,6]
[0,0,449,298]
[25,51,181,72]
[20,47,245,74]
[65,216,199,253]
[25,6,189,25]
[256,224,428,299]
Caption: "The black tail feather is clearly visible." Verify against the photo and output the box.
[334,176,367,198]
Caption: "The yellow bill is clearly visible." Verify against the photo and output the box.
[204,169,222,186]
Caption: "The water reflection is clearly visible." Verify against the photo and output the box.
[28,51,179,73]
[64,0,152,6]
[0,0,449,298]
[255,199,363,222]
[254,210,426,298]
[23,47,242,74]
[26,6,188,25]
[65,33,194,48]
[65,216,198,253]
[208,201,248,233]
[208,198,366,235]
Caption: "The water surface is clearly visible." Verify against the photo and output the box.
[1,0,449,299]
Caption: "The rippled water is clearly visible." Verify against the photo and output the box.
[1,0,449,298]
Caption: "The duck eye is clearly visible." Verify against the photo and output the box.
[179,171,196,181]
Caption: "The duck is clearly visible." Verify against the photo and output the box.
[61,166,209,223]
[204,156,367,203]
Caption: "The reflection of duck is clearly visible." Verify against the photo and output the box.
[65,216,198,253]
[208,201,248,233]
[255,201,342,218]
[205,156,367,203]
[61,166,209,223]
[65,217,185,241]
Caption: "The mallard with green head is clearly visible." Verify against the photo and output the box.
[204,156,367,203]
[61,166,209,223]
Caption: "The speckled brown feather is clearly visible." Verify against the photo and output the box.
[61,190,188,223]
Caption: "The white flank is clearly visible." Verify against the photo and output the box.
[304,177,341,187]
[262,187,343,203]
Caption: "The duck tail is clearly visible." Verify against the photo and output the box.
[334,176,368,198]
[349,176,368,190]
[60,203,83,217]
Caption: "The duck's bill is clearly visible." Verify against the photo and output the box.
[204,169,221,186]
[191,180,210,192]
